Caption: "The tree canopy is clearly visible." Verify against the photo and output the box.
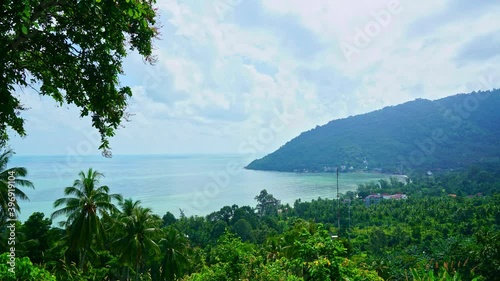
[1,167,500,280]
[0,0,159,153]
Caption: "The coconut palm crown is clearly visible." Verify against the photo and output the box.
[0,148,34,219]
[51,168,122,268]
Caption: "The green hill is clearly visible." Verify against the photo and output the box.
[246,89,500,173]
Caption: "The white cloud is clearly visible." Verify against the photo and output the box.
[9,0,500,156]
[163,57,204,93]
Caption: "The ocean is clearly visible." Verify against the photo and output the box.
[9,154,389,223]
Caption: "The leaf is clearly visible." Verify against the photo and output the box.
[1,0,159,152]
[23,7,31,18]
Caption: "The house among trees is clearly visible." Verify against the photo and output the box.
[365,193,408,206]
[364,194,382,206]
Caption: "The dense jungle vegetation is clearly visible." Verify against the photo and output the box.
[1,149,499,280]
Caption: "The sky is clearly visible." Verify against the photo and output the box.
[9,0,500,157]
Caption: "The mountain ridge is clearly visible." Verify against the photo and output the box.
[245,89,500,173]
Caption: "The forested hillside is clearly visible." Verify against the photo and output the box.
[246,90,500,173]
[1,166,499,280]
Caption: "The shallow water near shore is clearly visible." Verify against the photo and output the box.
[10,154,390,222]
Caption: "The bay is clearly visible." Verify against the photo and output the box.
[9,154,390,223]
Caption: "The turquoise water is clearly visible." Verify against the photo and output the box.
[9,154,389,222]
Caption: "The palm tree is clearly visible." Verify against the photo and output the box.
[159,227,191,280]
[119,197,142,217]
[51,168,122,269]
[0,149,34,221]
[112,198,160,281]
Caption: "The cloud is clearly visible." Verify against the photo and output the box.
[406,0,500,38]
[232,0,325,59]
[9,0,500,156]
[455,30,500,64]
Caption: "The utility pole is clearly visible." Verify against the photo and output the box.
[348,198,351,240]
[337,167,340,237]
